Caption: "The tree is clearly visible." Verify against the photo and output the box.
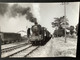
[69,26,74,35]
[52,16,69,29]
[75,24,78,36]
[51,16,69,37]
[53,28,65,37]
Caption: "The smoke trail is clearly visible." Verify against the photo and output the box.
[0,3,8,16]
[9,4,30,17]
[9,4,37,23]
[0,3,37,24]
[32,3,41,23]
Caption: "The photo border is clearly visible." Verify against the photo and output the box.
[0,0,79,60]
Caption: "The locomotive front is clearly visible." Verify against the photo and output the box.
[29,24,44,45]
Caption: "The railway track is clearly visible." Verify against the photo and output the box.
[10,46,39,58]
[1,44,32,58]
[24,46,39,57]
[1,43,29,53]
[1,40,28,49]
[1,43,39,58]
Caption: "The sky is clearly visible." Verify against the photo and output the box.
[0,2,79,36]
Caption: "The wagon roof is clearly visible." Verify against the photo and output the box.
[0,32,20,34]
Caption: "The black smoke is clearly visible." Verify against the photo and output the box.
[10,4,37,23]
[26,12,37,23]
[0,3,37,23]
[0,3,8,15]
[10,4,29,17]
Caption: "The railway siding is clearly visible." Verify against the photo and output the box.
[1,44,32,58]
[10,46,39,58]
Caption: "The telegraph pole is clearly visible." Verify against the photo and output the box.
[0,26,1,32]
[64,3,67,43]
[62,2,68,43]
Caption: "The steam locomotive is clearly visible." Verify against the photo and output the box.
[0,23,52,45]
[27,24,52,45]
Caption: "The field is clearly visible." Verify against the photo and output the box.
[27,37,77,57]
[51,37,77,57]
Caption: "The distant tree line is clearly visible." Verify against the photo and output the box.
[51,16,78,37]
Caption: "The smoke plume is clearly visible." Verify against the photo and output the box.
[0,3,8,15]
[10,4,30,17]
[0,3,37,23]
[10,4,37,23]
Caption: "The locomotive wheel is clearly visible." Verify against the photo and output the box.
[37,41,40,45]
[2,41,4,45]
[11,40,14,43]
[34,41,37,45]
[19,39,21,42]
[33,41,35,45]
[16,40,19,43]
[4,41,7,44]
[9,41,12,43]
[15,40,18,42]
[38,41,41,45]
[31,41,38,46]
[6,41,8,44]
[31,41,34,45]
[4,42,6,44]
[2,43,4,45]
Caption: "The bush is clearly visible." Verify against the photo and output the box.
[53,28,65,37]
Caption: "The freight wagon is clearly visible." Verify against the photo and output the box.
[0,32,22,45]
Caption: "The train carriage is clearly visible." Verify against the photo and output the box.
[0,32,22,44]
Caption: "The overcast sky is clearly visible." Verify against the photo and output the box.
[0,2,79,36]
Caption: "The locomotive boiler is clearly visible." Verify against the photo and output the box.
[27,23,52,45]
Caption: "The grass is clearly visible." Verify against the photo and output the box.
[52,37,77,57]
